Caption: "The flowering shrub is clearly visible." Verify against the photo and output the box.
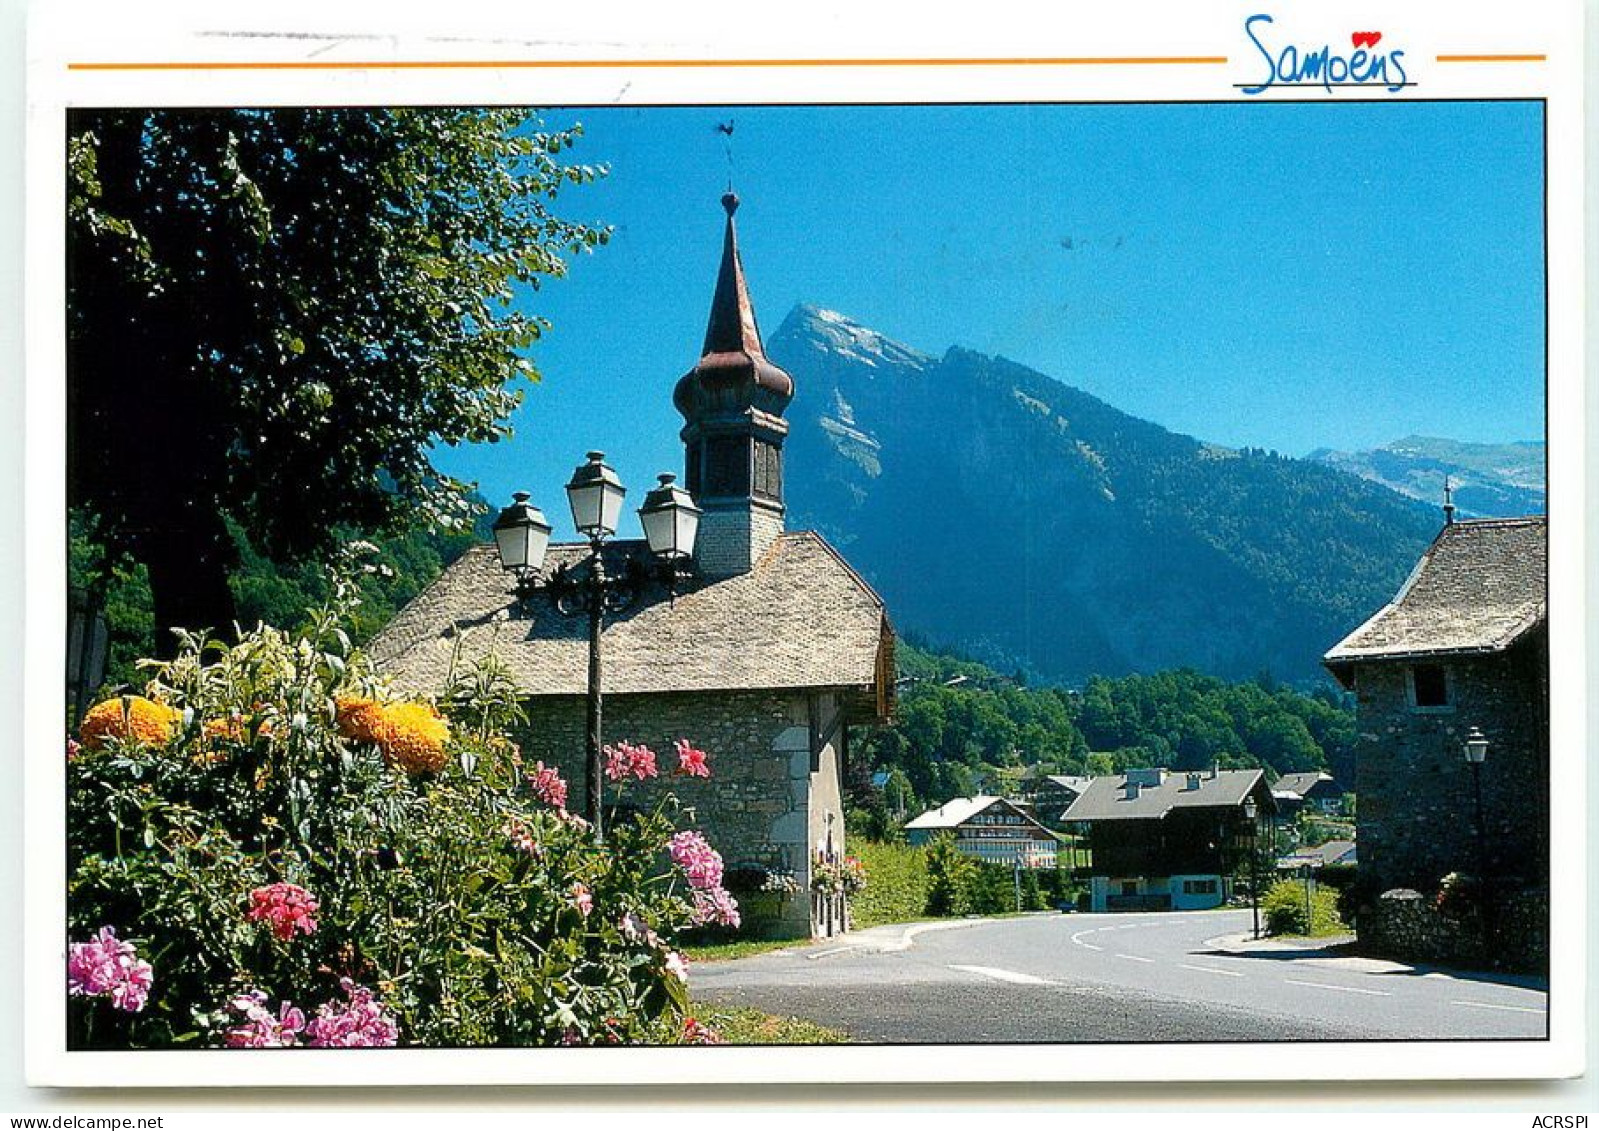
[335,697,450,775]
[79,696,180,753]
[223,992,305,1048]
[811,855,867,896]
[67,927,153,1013]
[1435,871,1481,921]
[528,761,569,809]
[246,883,320,942]
[66,592,736,1049]
[760,870,802,896]
[603,740,658,783]
[674,739,709,779]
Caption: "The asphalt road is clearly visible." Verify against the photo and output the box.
[693,909,1550,1044]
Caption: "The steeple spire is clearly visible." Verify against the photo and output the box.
[1443,476,1456,526]
[673,193,795,579]
[676,193,794,411]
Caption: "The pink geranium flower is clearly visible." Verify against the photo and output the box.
[663,950,690,984]
[602,740,658,783]
[528,761,569,809]
[67,926,153,1013]
[668,830,724,891]
[689,886,741,929]
[506,818,541,856]
[572,882,594,918]
[304,979,399,1048]
[247,882,319,942]
[674,738,710,779]
[224,990,306,1048]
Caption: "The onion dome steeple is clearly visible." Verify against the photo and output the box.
[673,193,795,420]
[673,193,794,579]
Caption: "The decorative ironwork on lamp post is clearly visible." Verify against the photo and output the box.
[491,453,701,840]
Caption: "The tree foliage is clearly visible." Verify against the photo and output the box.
[851,643,1356,819]
[70,506,491,696]
[68,108,608,651]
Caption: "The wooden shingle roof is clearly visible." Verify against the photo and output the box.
[1323,516,1546,679]
[368,531,894,713]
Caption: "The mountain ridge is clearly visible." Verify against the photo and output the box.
[1307,435,1545,518]
[769,304,1448,686]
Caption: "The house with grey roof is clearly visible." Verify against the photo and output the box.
[1062,767,1275,912]
[903,796,1060,868]
[1271,770,1346,819]
[370,194,896,938]
[1026,774,1093,830]
[1323,515,1547,965]
[1278,839,1357,872]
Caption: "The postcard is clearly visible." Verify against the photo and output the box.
[21,0,1587,1091]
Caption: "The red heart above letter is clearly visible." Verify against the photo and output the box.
[1351,31,1383,49]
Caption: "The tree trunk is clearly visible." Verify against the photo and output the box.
[140,513,240,659]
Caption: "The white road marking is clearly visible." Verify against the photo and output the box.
[1114,953,1155,963]
[949,964,1055,986]
[1179,963,1244,978]
[1284,978,1390,997]
[806,944,861,960]
[1451,999,1546,1015]
[1078,943,1103,951]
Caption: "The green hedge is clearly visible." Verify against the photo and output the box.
[1263,878,1347,937]
[848,841,930,929]
[849,838,1069,927]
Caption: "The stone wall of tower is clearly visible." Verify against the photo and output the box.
[694,500,785,578]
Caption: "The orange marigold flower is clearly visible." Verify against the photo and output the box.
[79,697,181,753]
[369,702,451,776]
[203,717,246,743]
[335,697,385,744]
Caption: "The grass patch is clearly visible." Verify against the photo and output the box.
[693,1002,850,1045]
[683,936,812,962]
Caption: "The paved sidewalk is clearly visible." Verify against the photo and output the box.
[1203,929,1549,990]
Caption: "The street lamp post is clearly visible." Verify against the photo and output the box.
[1463,725,1492,959]
[491,454,701,839]
[1243,797,1262,940]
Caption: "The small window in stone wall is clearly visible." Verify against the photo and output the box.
[1408,663,1453,711]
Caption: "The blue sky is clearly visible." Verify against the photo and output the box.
[432,102,1545,540]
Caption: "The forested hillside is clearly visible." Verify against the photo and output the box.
[850,640,1355,829]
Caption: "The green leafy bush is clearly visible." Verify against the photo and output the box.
[923,835,978,917]
[65,599,736,1049]
[848,841,929,928]
[1262,877,1347,937]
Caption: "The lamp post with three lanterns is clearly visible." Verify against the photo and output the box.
[490,451,702,839]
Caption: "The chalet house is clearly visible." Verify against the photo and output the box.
[1323,516,1547,961]
[1028,774,1092,829]
[1062,767,1275,912]
[370,194,896,938]
[1271,771,1345,820]
[904,796,1059,868]
[1277,839,1357,872]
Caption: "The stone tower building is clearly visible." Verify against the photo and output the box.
[369,195,897,937]
[675,193,792,580]
[1323,515,1547,967]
